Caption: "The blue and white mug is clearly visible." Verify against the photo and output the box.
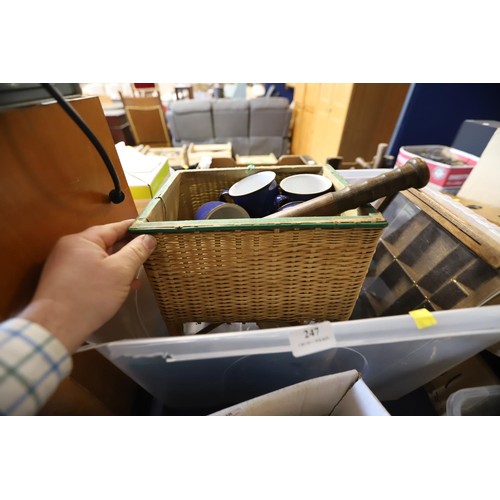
[276,201,303,212]
[278,174,333,204]
[220,171,279,218]
[195,201,250,220]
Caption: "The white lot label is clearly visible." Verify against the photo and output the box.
[289,322,336,358]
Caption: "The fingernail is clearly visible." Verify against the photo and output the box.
[142,235,157,251]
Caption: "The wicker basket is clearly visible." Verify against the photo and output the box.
[129,165,387,327]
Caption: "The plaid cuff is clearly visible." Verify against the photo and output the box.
[0,318,73,416]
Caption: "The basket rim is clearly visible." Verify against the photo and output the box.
[129,165,388,233]
[129,215,387,233]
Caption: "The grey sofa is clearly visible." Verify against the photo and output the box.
[166,97,292,157]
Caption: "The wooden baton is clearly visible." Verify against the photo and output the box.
[264,158,430,218]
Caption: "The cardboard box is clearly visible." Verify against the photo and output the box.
[396,145,478,194]
[188,142,232,153]
[116,142,171,200]
[187,142,233,167]
[138,144,189,170]
[211,370,390,416]
[235,153,278,166]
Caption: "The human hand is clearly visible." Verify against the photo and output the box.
[19,219,157,353]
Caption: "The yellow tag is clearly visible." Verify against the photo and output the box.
[409,308,437,329]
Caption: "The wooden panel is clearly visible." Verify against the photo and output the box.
[304,83,321,111]
[299,108,317,155]
[405,189,500,268]
[0,96,137,320]
[291,106,304,154]
[290,83,306,107]
[330,83,354,113]
[39,349,143,415]
[291,83,406,165]
[0,96,142,415]
[316,109,343,162]
[316,84,353,162]
[318,83,335,109]
[338,83,409,162]
[291,83,353,161]
[309,108,328,157]
[453,196,500,228]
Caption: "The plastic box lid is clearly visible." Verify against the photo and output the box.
[447,385,500,416]
[87,301,500,409]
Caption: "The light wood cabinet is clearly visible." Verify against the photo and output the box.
[290,83,409,164]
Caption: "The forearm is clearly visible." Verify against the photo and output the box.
[0,220,156,416]
[0,318,73,416]
[19,298,90,353]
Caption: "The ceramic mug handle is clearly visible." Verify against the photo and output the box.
[220,189,234,203]
[274,194,289,210]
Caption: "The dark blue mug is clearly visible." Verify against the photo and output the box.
[276,201,303,212]
[195,201,250,220]
[220,171,279,218]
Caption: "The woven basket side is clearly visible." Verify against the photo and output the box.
[144,226,382,324]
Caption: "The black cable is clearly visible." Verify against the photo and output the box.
[40,83,125,204]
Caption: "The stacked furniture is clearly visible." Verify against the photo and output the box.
[166,97,292,157]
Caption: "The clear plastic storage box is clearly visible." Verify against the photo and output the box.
[447,385,500,416]
[86,294,500,411]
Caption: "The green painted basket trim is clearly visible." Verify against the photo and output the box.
[129,165,388,234]
[129,217,387,234]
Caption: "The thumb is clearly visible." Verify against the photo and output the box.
[111,234,157,278]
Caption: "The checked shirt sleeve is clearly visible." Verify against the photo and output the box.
[0,318,73,416]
